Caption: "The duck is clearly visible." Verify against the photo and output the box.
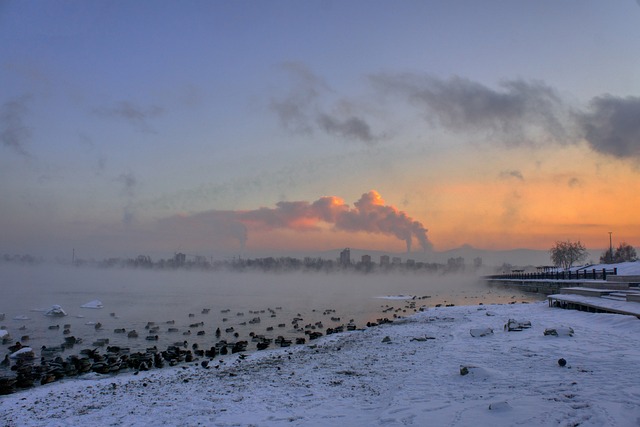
[8,342,22,353]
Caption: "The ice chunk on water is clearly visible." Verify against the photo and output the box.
[81,300,104,309]
[44,305,68,317]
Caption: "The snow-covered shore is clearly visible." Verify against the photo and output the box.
[2,301,639,427]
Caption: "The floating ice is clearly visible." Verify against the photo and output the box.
[13,315,30,320]
[376,295,415,300]
[81,300,104,309]
[44,305,68,317]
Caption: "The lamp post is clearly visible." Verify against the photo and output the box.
[608,232,613,263]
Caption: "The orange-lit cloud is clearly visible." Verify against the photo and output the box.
[159,191,432,253]
[238,190,431,252]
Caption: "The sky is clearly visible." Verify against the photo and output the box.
[1,0,640,260]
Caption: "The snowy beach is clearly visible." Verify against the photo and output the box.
[2,300,639,427]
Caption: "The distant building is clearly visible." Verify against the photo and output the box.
[380,255,390,266]
[339,248,351,266]
[392,257,402,265]
[406,259,415,267]
[361,254,371,264]
[194,255,208,266]
[135,255,152,267]
[174,252,186,267]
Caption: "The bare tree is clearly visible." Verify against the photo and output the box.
[550,240,588,270]
[601,242,638,263]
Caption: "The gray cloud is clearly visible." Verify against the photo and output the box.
[576,95,640,159]
[499,170,524,181]
[270,62,325,134]
[370,74,568,145]
[317,114,375,144]
[271,62,378,143]
[93,101,164,132]
[0,95,32,156]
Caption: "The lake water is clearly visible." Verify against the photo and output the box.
[0,264,543,356]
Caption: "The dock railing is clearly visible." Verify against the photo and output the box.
[486,268,618,281]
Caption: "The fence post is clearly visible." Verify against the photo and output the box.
[602,268,606,280]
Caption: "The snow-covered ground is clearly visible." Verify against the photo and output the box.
[2,301,639,427]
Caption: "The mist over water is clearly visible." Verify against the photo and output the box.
[0,264,542,354]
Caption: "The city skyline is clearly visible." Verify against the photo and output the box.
[1,1,639,259]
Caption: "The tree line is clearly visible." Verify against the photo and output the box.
[549,240,637,270]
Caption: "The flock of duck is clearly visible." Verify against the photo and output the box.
[0,299,427,395]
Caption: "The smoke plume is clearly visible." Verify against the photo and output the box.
[157,191,431,253]
[237,190,431,252]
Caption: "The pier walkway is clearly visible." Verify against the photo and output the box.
[548,288,640,318]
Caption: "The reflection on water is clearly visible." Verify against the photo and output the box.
[0,264,542,355]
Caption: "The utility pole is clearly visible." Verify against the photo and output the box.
[608,232,613,263]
